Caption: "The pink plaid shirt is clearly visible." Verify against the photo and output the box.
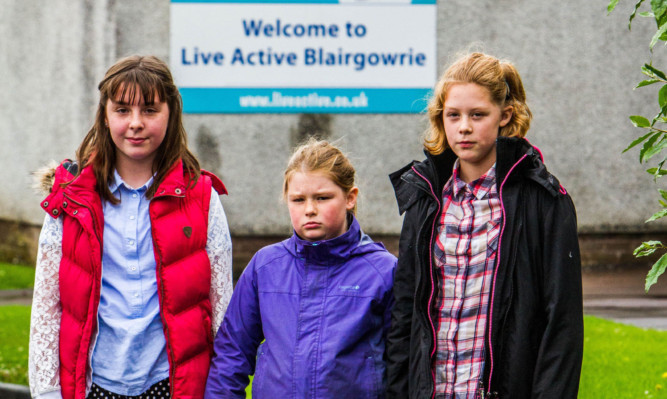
[433,162,502,398]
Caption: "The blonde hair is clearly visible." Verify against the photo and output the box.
[424,52,532,155]
[283,138,357,215]
[73,55,200,203]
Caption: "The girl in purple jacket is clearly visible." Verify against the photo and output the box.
[205,139,397,399]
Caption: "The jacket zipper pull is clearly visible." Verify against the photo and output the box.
[477,381,485,399]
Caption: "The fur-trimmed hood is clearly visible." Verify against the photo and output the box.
[36,159,227,201]
[34,160,78,194]
[34,161,59,194]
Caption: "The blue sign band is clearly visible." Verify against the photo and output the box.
[180,87,431,113]
[173,0,337,3]
[172,0,436,4]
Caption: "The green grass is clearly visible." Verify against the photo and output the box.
[245,316,667,398]
[0,263,35,290]
[0,305,30,386]
[1,305,666,397]
[579,315,667,398]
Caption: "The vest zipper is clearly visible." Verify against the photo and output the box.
[149,205,176,397]
[64,194,103,397]
[150,188,188,396]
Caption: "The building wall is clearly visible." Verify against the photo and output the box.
[2,0,665,236]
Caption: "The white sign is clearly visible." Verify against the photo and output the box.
[170,0,436,113]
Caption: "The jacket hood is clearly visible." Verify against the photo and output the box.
[156,161,227,197]
[39,160,98,220]
[496,137,564,197]
[390,136,565,214]
[283,214,386,266]
[34,160,78,195]
[37,159,226,203]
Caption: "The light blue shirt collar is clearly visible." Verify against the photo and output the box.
[109,169,155,195]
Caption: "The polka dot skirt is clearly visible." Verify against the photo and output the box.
[87,378,170,399]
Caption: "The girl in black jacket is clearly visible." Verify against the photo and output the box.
[386,52,583,399]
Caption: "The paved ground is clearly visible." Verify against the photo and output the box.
[0,289,32,306]
[2,267,667,330]
[582,267,667,330]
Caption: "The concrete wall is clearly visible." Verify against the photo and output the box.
[2,0,666,236]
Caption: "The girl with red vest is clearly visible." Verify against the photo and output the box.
[29,55,232,399]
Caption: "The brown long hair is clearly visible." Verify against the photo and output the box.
[424,52,532,155]
[73,55,200,203]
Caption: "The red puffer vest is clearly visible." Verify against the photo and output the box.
[41,160,227,399]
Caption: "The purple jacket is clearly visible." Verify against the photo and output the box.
[205,216,396,399]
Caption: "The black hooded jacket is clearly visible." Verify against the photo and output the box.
[386,137,583,398]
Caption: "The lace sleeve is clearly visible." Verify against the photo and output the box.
[207,191,233,337]
[29,214,63,398]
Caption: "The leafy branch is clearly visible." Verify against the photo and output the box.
[610,0,667,291]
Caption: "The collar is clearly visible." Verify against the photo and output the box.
[109,169,154,195]
[447,160,497,200]
[391,136,564,216]
[290,214,362,266]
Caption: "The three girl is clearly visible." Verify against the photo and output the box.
[386,52,583,398]
[29,55,233,399]
[30,50,582,399]
[204,139,397,398]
